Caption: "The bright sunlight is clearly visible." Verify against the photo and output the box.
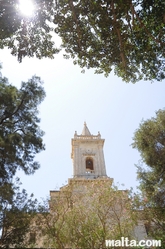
[19,0,35,16]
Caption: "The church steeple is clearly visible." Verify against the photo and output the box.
[81,122,91,136]
[71,123,107,179]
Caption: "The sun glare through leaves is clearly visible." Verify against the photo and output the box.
[19,0,35,16]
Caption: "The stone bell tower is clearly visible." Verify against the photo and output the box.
[71,122,108,179]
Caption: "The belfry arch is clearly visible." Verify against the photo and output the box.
[86,157,94,172]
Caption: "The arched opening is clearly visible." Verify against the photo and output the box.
[86,158,94,172]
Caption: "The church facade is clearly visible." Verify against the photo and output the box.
[30,123,148,248]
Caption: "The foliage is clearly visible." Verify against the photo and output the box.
[0,68,45,184]
[0,1,165,82]
[132,109,165,193]
[37,180,137,248]
[0,0,59,62]
[54,0,165,82]
[132,109,165,245]
[0,68,45,247]
[0,178,38,248]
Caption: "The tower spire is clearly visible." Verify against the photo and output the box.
[81,122,91,136]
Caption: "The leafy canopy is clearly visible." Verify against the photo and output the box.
[0,67,46,183]
[0,0,59,61]
[132,109,165,245]
[54,0,165,82]
[0,68,45,247]
[0,178,38,248]
[1,0,165,82]
[132,109,165,192]
[38,181,137,248]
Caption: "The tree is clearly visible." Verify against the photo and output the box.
[1,0,165,82]
[36,180,137,248]
[0,0,59,62]
[132,109,165,246]
[132,109,165,193]
[0,67,45,247]
[0,68,45,184]
[0,178,38,248]
[54,0,165,82]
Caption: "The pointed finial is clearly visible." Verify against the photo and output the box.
[74,130,77,138]
[82,122,91,135]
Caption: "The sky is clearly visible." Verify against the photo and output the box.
[0,47,165,201]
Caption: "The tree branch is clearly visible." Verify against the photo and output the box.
[69,0,82,51]
[14,128,26,135]
[0,97,25,125]
[130,2,163,46]
[111,1,127,69]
